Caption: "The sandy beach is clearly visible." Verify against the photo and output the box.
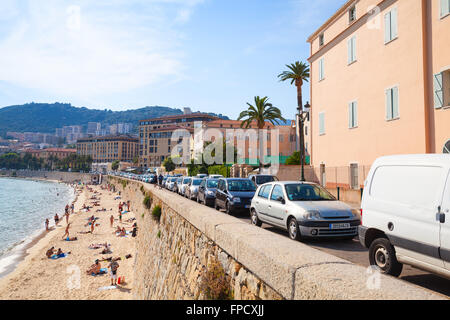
[0,183,135,300]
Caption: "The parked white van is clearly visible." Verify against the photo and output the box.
[359,154,450,278]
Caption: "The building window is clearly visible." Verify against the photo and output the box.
[319,33,324,46]
[349,6,356,23]
[319,112,325,135]
[384,8,398,44]
[318,58,324,81]
[348,101,358,128]
[441,0,450,18]
[385,86,399,120]
[348,36,356,64]
[434,70,450,108]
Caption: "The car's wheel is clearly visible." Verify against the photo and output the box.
[250,209,262,227]
[368,238,403,277]
[214,199,221,211]
[225,201,233,215]
[288,218,301,241]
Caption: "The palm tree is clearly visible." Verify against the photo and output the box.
[278,61,310,181]
[238,96,286,168]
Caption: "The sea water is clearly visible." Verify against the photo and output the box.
[0,177,75,277]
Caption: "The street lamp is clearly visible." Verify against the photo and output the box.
[297,102,310,182]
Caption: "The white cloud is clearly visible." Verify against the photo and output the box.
[0,0,204,101]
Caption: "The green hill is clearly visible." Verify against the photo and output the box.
[0,103,229,137]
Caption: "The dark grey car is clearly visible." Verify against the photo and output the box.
[197,178,219,206]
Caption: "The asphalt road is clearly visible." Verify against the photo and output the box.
[234,214,450,298]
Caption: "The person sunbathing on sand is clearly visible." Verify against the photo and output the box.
[46,247,55,258]
[86,260,102,275]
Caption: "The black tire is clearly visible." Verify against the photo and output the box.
[214,199,221,211]
[250,209,262,227]
[288,218,301,241]
[368,238,403,277]
[225,201,233,216]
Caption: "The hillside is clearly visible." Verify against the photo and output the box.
[0,103,229,137]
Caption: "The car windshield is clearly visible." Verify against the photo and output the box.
[192,179,202,186]
[227,180,256,192]
[255,175,276,184]
[183,178,191,184]
[285,184,336,201]
[207,179,219,188]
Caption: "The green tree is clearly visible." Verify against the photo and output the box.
[237,96,285,167]
[163,156,176,173]
[111,160,120,171]
[278,61,310,180]
[285,151,301,165]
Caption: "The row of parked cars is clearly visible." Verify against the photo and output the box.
[160,173,361,242]
[110,154,450,280]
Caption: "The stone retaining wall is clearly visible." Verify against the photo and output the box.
[109,176,445,300]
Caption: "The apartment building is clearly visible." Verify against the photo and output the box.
[307,0,450,186]
[138,113,218,168]
[76,135,139,163]
[27,148,76,160]
[198,119,301,165]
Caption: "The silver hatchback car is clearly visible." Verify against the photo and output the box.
[250,181,361,240]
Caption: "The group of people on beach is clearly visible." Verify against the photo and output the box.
[42,183,136,287]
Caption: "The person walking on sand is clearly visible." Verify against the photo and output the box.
[65,211,69,224]
[118,210,122,224]
[90,220,95,234]
[71,203,74,214]
[54,213,60,226]
[45,218,50,231]
[110,215,114,228]
[62,223,71,240]
[108,259,119,286]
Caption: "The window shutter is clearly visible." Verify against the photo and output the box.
[319,113,325,134]
[348,103,353,128]
[348,38,352,64]
[352,37,356,62]
[441,0,450,17]
[434,73,444,109]
[386,89,393,120]
[392,87,399,118]
[319,59,324,80]
[353,102,358,127]
[391,8,398,39]
[384,12,391,43]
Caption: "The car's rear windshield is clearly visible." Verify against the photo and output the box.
[285,184,336,201]
[227,180,256,192]
[255,175,276,184]
[207,179,218,188]
[192,179,202,186]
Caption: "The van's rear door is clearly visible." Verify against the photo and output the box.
[440,169,450,270]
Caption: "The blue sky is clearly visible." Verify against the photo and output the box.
[0,0,344,120]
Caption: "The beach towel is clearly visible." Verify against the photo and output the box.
[92,268,108,276]
[121,211,129,214]
[51,253,67,259]
[98,285,117,291]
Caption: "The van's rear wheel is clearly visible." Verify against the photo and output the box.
[369,238,403,277]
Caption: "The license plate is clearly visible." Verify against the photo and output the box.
[330,223,350,230]
[245,205,250,209]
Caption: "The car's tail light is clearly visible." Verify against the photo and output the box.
[360,209,363,225]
